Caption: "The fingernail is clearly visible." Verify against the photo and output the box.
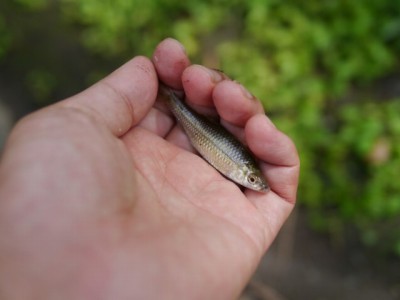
[238,82,256,100]
[198,65,225,83]
[264,114,276,128]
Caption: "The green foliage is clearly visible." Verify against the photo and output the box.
[26,69,58,103]
[3,0,400,254]
[61,0,239,58]
[322,100,400,253]
[13,0,49,10]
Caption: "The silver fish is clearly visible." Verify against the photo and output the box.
[160,85,269,193]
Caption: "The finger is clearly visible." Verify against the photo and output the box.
[213,80,264,127]
[61,56,158,137]
[246,114,299,167]
[137,107,174,138]
[152,38,191,89]
[182,71,264,144]
[258,162,300,203]
[182,64,228,107]
[245,114,299,203]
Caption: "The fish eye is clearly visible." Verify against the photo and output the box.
[248,174,257,184]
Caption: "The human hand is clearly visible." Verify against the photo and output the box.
[0,38,299,300]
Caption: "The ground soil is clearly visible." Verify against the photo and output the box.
[241,208,400,300]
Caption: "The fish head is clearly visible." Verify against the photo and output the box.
[232,164,269,193]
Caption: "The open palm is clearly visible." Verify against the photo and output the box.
[0,39,299,300]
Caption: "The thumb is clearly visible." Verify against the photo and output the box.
[61,56,158,137]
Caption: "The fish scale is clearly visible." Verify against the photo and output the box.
[160,85,269,193]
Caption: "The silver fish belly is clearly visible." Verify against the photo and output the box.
[160,85,269,193]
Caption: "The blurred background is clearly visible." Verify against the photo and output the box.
[1,0,399,299]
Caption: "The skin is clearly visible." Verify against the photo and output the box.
[0,38,299,300]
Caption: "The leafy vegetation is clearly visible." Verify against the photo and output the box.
[1,0,400,254]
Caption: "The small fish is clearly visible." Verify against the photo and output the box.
[160,85,269,193]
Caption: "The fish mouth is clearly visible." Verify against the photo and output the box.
[245,184,270,193]
[258,185,270,193]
